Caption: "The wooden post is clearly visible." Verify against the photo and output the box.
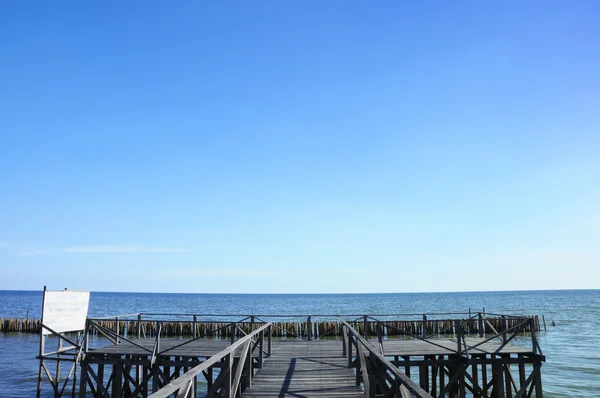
[193,315,197,339]
[113,360,122,398]
[342,325,347,357]
[455,321,462,356]
[244,340,252,390]
[151,362,159,393]
[534,362,543,398]
[439,357,444,397]
[363,315,368,338]
[36,286,47,398]
[155,321,161,359]
[366,355,376,397]
[355,342,361,387]
[137,314,142,339]
[478,313,484,337]
[492,358,505,398]
[230,322,236,345]
[542,315,547,332]
[56,335,63,383]
[472,357,479,398]
[116,316,120,344]
[348,333,353,368]
[71,333,79,398]
[528,318,537,354]
[419,363,429,392]
[307,316,312,340]
[207,367,213,392]
[503,354,511,397]
[258,328,264,368]
[422,314,427,339]
[223,353,232,397]
[98,363,105,394]
[376,322,384,355]
[78,360,88,398]
[268,324,272,356]
[518,354,526,392]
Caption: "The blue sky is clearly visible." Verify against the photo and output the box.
[1,1,599,293]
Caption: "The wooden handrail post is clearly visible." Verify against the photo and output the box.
[115,317,120,344]
[347,332,353,368]
[193,315,197,339]
[258,329,264,368]
[137,314,142,339]
[355,341,361,387]
[268,324,272,356]
[422,314,427,339]
[455,320,462,356]
[376,322,384,355]
[250,315,255,333]
[367,355,377,397]
[230,322,236,345]
[530,318,542,355]
[342,324,347,357]
[363,315,368,338]
[244,340,253,390]
[223,353,232,397]
[307,316,312,340]
[156,321,161,353]
[478,312,484,337]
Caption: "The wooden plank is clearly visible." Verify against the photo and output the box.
[242,340,364,398]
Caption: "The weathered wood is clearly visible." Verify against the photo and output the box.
[147,323,271,398]
[62,311,546,398]
[343,322,432,398]
[242,339,364,398]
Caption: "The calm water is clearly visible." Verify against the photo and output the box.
[0,289,599,397]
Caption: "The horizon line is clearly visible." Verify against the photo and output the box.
[0,287,598,295]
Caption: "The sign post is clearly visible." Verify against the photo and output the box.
[36,287,90,398]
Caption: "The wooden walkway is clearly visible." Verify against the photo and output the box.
[240,337,536,397]
[79,334,542,397]
[241,340,364,398]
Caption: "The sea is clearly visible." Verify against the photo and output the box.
[0,289,598,397]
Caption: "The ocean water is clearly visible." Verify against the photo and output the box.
[0,289,599,397]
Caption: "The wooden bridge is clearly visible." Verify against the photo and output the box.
[36,312,546,397]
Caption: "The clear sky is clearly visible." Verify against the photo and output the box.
[1,1,599,293]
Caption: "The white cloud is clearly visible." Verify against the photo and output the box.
[0,241,8,247]
[63,244,198,253]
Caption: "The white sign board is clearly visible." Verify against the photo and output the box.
[42,290,90,335]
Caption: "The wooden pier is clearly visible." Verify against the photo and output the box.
[35,312,545,397]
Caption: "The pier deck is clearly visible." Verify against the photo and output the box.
[54,313,545,397]
[90,338,245,357]
[83,337,539,397]
[87,335,532,360]
[242,340,364,397]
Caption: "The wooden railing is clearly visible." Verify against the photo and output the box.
[146,322,272,398]
[362,313,544,360]
[80,310,541,340]
[342,321,433,398]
